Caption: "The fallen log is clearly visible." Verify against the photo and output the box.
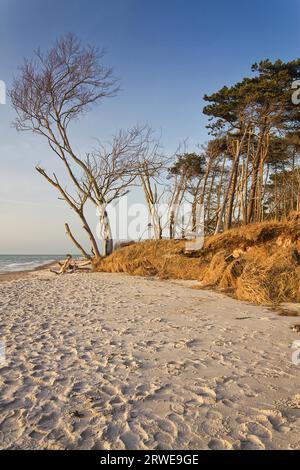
[51,255,73,275]
[51,256,92,275]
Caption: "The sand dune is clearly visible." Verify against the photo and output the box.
[0,270,300,450]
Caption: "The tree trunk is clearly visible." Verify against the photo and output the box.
[98,204,113,256]
[65,223,92,260]
[215,129,248,234]
[225,159,239,230]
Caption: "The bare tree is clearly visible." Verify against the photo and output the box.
[84,126,154,254]
[10,33,119,258]
[133,133,167,240]
[168,150,205,238]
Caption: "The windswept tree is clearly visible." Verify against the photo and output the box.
[204,81,252,232]
[10,33,155,257]
[10,33,118,257]
[134,135,166,240]
[85,125,158,254]
[203,58,300,232]
[168,152,206,236]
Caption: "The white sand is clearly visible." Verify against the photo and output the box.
[0,270,300,450]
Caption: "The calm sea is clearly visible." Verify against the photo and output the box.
[0,255,69,273]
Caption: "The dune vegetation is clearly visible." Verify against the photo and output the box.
[94,212,300,305]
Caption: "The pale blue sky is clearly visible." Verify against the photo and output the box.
[0,0,300,253]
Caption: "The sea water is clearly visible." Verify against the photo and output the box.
[0,254,68,273]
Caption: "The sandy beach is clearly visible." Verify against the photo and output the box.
[0,269,300,450]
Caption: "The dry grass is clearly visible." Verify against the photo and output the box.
[94,239,203,280]
[94,213,300,305]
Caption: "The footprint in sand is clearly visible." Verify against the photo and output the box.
[167,412,192,446]
[166,361,184,376]
[265,411,290,433]
[195,386,216,405]
[208,438,233,450]
[241,421,272,441]
[186,339,202,349]
[239,435,266,450]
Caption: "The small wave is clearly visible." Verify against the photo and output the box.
[0,259,55,273]
[6,261,41,268]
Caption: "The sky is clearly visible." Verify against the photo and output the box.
[0,0,300,254]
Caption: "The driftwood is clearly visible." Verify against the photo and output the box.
[51,255,92,275]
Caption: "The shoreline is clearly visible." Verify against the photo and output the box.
[0,260,60,283]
